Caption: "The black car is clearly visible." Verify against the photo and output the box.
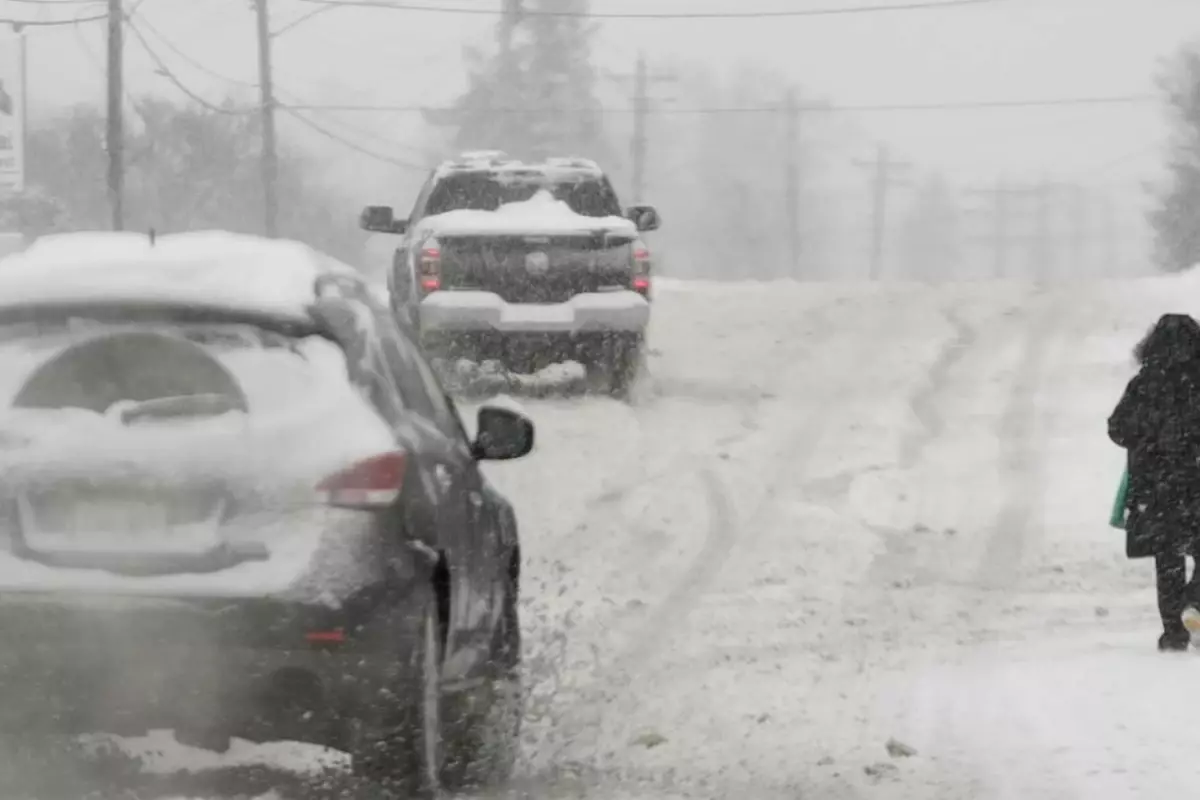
[0,232,535,796]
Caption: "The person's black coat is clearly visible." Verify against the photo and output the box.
[1108,313,1200,559]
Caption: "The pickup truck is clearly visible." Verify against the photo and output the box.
[360,152,662,398]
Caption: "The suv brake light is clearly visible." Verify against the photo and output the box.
[632,244,651,296]
[419,245,441,294]
[316,451,407,509]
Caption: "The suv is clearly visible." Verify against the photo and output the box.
[360,152,662,397]
[0,231,535,796]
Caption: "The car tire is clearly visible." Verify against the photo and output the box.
[350,587,444,799]
[440,574,523,791]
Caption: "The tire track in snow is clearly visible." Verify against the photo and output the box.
[598,296,909,670]
[754,290,1053,800]
[879,289,1072,797]
[516,302,849,783]
[972,293,1057,590]
[603,467,736,678]
[528,294,952,800]
[898,309,980,469]
[862,308,984,585]
[526,293,906,779]
[532,301,840,570]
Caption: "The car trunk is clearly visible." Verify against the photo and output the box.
[0,314,396,591]
[438,231,638,303]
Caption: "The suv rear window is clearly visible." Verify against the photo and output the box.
[425,171,623,218]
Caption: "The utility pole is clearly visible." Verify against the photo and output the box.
[853,144,912,279]
[783,86,801,276]
[1065,183,1086,278]
[1101,194,1119,277]
[627,52,675,204]
[254,0,279,238]
[496,0,521,127]
[106,0,124,231]
[1029,177,1054,280]
[965,177,1065,279]
[499,0,521,57]
[965,178,1019,278]
[631,53,646,205]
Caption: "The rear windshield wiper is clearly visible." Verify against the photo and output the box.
[114,393,246,425]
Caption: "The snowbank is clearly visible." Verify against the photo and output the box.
[418,190,637,237]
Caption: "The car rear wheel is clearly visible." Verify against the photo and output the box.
[441,575,523,791]
[350,589,443,798]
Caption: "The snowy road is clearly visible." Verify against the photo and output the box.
[27,273,1200,799]
[483,275,1200,800]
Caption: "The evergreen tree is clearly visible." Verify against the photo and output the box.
[1150,44,1200,272]
[8,99,360,259]
[425,0,608,162]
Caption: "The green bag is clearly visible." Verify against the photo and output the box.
[1109,468,1129,529]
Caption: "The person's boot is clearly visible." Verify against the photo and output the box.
[1159,628,1190,651]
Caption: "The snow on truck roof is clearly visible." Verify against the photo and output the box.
[435,152,605,180]
[0,230,363,321]
[419,189,638,237]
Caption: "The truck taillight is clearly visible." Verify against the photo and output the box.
[632,245,651,297]
[419,245,441,294]
[316,451,407,510]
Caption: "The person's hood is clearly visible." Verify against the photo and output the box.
[1135,313,1200,366]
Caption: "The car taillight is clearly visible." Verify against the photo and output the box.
[316,451,407,510]
[419,246,441,294]
[632,245,651,296]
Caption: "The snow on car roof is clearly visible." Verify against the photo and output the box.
[418,189,638,237]
[0,230,361,321]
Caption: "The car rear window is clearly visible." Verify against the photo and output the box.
[0,316,357,420]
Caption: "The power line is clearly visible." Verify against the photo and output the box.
[0,10,104,24]
[133,11,255,88]
[115,8,434,169]
[281,100,436,157]
[284,94,1157,115]
[124,15,246,115]
[279,107,430,172]
[271,3,337,37]
[294,0,1002,19]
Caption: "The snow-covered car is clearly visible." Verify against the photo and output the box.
[0,231,535,795]
[360,152,662,397]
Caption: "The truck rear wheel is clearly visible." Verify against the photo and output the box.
[587,333,644,399]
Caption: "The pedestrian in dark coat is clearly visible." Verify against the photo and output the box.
[1108,312,1200,651]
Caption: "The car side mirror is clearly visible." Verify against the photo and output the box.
[360,205,408,235]
[625,204,661,232]
[472,405,535,461]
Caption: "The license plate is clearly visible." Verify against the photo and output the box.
[17,485,226,555]
[65,497,173,535]
[19,491,174,542]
